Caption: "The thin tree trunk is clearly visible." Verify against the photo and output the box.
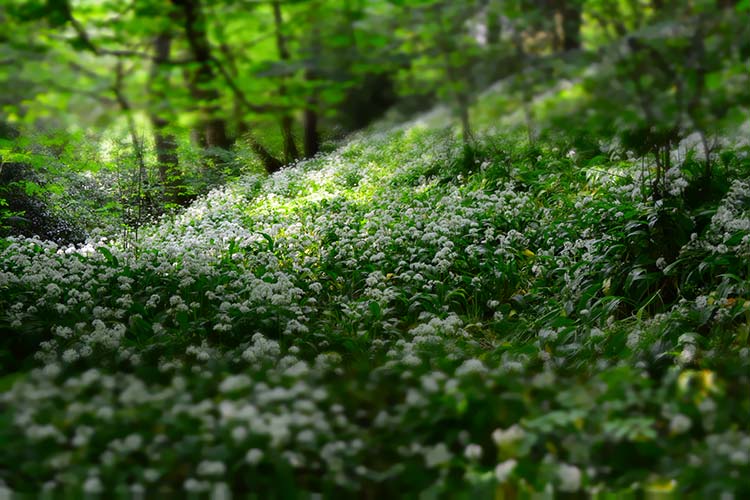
[212,8,251,138]
[113,61,147,238]
[486,0,502,46]
[303,96,319,158]
[272,0,299,164]
[303,14,321,158]
[433,3,473,144]
[148,31,183,204]
[113,63,146,181]
[512,29,534,144]
[249,135,283,173]
[559,0,582,51]
[172,0,231,150]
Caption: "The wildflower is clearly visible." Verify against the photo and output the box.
[245,448,264,465]
[678,344,697,365]
[424,443,452,467]
[558,463,582,492]
[494,459,517,482]
[83,476,103,494]
[197,460,226,477]
[456,359,486,376]
[184,478,209,493]
[730,450,749,465]
[669,414,692,435]
[212,482,231,500]
[492,424,525,448]
[464,444,482,461]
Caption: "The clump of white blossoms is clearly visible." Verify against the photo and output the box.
[495,459,517,483]
[669,414,692,435]
[424,443,452,468]
[557,463,582,492]
[492,424,525,447]
[463,444,482,461]
[245,448,264,465]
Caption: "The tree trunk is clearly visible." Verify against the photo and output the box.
[486,0,502,46]
[303,101,319,158]
[433,3,473,144]
[148,31,183,204]
[512,29,535,144]
[272,0,299,164]
[559,0,582,51]
[113,61,148,235]
[172,0,231,151]
[248,135,283,173]
[303,14,321,158]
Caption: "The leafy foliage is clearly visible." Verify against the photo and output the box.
[1,0,750,497]
[1,101,750,494]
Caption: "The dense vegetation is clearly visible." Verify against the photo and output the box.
[2,0,750,497]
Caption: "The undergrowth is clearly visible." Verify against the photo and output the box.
[1,120,750,497]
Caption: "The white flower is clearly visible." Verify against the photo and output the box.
[211,482,231,500]
[196,460,226,477]
[669,414,692,435]
[143,469,160,482]
[730,450,749,465]
[83,476,103,494]
[492,424,525,447]
[678,344,697,365]
[557,463,582,492]
[456,359,486,376]
[494,459,517,482]
[130,483,145,497]
[464,444,482,461]
[231,426,248,443]
[184,478,209,493]
[123,434,143,451]
[245,448,264,465]
[219,375,251,393]
[424,443,452,467]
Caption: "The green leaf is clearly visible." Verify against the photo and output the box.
[258,232,274,252]
[22,180,44,197]
[0,372,26,392]
[705,72,723,91]
[368,300,381,319]
[97,246,118,267]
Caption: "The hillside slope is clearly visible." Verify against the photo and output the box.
[2,102,750,496]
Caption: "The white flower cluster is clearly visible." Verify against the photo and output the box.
[1,110,748,496]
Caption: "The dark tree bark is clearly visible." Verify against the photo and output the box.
[248,137,284,173]
[303,92,320,158]
[486,0,502,46]
[303,14,321,158]
[717,0,739,8]
[558,0,582,51]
